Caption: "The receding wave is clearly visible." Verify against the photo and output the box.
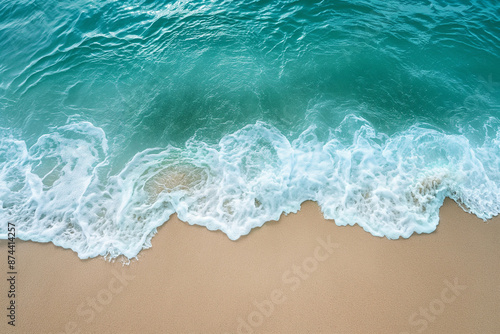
[1,116,499,258]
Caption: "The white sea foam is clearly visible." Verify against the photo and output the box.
[1,116,499,259]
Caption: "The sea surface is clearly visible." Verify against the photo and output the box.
[1,0,499,259]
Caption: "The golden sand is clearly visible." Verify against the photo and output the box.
[1,199,499,333]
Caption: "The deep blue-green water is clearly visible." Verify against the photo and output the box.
[1,0,499,258]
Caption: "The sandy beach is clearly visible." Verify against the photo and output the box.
[1,198,499,334]
[2,0,499,333]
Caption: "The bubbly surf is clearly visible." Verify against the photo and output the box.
[1,0,499,258]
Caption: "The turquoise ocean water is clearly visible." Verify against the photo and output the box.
[0,0,499,258]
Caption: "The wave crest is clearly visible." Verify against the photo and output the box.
[1,116,499,259]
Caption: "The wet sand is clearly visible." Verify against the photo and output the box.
[1,198,499,333]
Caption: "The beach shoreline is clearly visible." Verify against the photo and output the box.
[1,198,499,333]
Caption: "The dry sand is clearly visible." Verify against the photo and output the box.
[1,198,499,333]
